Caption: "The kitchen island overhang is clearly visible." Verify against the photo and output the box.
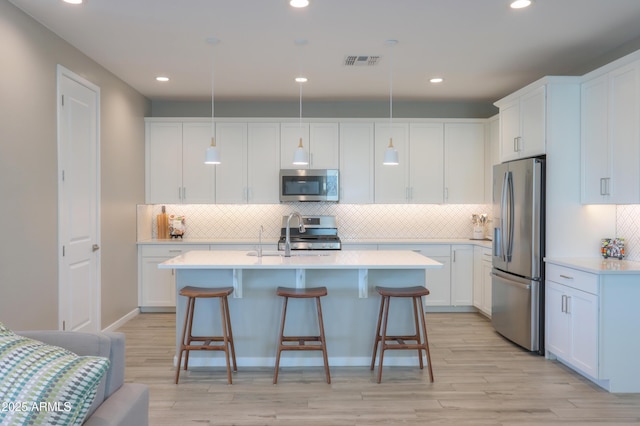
[160,250,442,369]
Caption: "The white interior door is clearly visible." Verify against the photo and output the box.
[57,65,101,332]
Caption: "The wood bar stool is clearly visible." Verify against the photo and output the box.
[370,285,434,384]
[273,286,331,384]
[175,286,237,384]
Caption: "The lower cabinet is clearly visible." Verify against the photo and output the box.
[473,246,493,316]
[385,244,473,307]
[545,269,598,378]
[138,245,209,311]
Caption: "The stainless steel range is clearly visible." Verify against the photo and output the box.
[277,215,341,250]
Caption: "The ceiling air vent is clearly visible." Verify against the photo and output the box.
[344,55,380,67]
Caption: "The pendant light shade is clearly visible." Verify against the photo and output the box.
[293,137,309,165]
[205,137,221,164]
[205,37,221,165]
[383,137,399,165]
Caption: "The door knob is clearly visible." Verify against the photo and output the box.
[92,244,100,252]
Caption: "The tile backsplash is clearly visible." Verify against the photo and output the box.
[140,203,492,241]
[616,205,640,261]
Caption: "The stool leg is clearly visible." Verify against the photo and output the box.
[411,296,424,370]
[222,295,237,372]
[273,296,289,384]
[219,296,233,385]
[370,293,385,371]
[176,296,194,384]
[315,296,331,384]
[377,295,391,384]
[418,302,434,383]
[184,297,197,371]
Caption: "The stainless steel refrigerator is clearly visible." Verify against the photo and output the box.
[491,157,545,354]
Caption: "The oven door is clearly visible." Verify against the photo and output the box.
[279,169,339,202]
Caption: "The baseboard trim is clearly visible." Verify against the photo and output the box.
[102,308,140,332]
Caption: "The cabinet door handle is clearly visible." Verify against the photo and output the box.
[182,187,186,200]
[561,294,566,313]
[566,296,571,314]
[600,177,610,196]
[559,274,574,280]
[452,250,456,262]
[444,187,449,200]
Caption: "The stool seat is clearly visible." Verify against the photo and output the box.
[180,286,234,298]
[370,285,434,383]
[276,286,328,298]
[274,286,330,384]
[176,285,237,384]
[375,285,430,298]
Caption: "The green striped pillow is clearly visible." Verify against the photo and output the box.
[0,323,110,426]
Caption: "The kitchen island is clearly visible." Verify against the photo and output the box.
[159,250,442,369]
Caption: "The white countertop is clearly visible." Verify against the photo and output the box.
[159,250,443,270]
[138,237,492,248]
[545,257,640,274]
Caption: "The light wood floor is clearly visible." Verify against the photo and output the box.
[117,312,640,425]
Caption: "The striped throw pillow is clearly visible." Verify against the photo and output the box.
[0,323,110,426]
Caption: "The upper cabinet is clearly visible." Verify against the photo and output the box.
[581,61,640,204]
[495,85,546,162]
[215,122,281,204]
[339,122,375,203]
[280,122,339,169]
[409,123,445,203]
[444,122,485,204]
[374,123,410,203]
[145,120,215,204]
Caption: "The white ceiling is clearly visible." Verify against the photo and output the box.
[9,0,640,103]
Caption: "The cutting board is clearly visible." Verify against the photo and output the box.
[157,209,168,239]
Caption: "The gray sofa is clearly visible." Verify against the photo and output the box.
[18,330,149,426]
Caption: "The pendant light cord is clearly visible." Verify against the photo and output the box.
[211,47,215,141]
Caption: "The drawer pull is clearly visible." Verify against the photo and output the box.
[559,274,574,280]
[169,250,183,253]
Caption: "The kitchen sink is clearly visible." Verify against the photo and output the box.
[246,250,330,257]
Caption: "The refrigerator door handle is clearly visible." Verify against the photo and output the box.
[500,171,509,262]
[490,272,532,290]
[506,170,515,262]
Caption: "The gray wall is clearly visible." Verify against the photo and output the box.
[151,99,498,118]
[0,1,150,330]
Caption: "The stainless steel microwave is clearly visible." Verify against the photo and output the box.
[279,169,339,202]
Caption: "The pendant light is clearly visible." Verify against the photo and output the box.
[205,37,221,165]
[383,39,399,166]
[292,39,309,166]
[292,78,309,165]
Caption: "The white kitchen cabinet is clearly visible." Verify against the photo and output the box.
[581,61,640,204]
[374,123,410,203]
[138,244,209,310]
[339,122,375,203]
[484,115,499,204]
[451,245,474,306]
[473,246,492,316]
[495,84,546,162]
[215,122,280,204]
[375,122,447,204]
[444,123,485,204]
[385,244,474,308]
[145,120,216,204]
[409,123,444,203]
[545,265,598,378]
[280,122,339,169]
[215,122,248,204]
[247,122,281,203]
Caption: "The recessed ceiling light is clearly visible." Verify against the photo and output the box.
[430,77,444,84]
[155,76,170,82]
[510,0,532,9]
[62,0,83,4]
[290,0,309,8]
[295,77,308,83]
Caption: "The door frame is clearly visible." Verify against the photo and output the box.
[56,64,101,331]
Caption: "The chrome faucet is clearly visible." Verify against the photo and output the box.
[257,225,264,258]
[284,212,305,257]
